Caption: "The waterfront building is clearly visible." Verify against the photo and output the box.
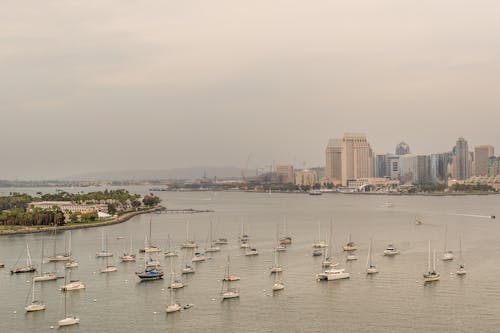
[341,133,374,186]
[294,169,318,187]
[399,154,431,184]
[489,157,500,177]
[276,165,295,183]
[453,137,469,180]
[387,154,400,180]
[375,153,387,178]
[395,142,411,155]
[28,201,110,221]
[474,145,495,176]
[325,139,342,185]
[430,152,450,183]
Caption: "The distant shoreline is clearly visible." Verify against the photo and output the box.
[0,207,159,236]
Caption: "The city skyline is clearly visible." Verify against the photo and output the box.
[2,1,500,179]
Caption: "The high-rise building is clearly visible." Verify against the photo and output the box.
[454,137,469,180]
[294,169,318,187]
[430,152,450,183]
[474,145,495,176]
[386,154,400,180]
[395,142,411,155]
[399,154,431,184]
[325,139,342,184]
[341,133,374,186]
[276,165,295,183]
[488,157,500,176]
[375,153,387,178]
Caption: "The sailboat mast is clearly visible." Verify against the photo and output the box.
[149,219,152,247]
[40,239,44,274]
[427,241,431,272]
[444,225,448,252]
[433,249,436,272]
[68,232,72,257]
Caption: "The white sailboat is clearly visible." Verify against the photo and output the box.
[96,232,113,258]
[275,224,286,252]
[272,268,284,292]
[25,278,46,312]
[58,273,79,327]
[120,237,136,262]
[100,234,117,273]
[168,258,184,289]
[205,221,221,253]
[165,264,182,313]
[164,234,178,257]
[238,221,250,242]
[222,255,240,281]
[423,241,440,282]
[245,245,258,256]
[342,233,357,251]
[270,248,282,273]
[34,238,57,282]
[48,228,70,262]
[312,222,327,248]
[11,243,36,274]
[65,232,78,268]
[143,219,161,253]
[366,238,378,274]
[322,220,334,268]
[456,238,466,276]
[279,217,292,246]
[181,220,198,249]
[442,225,454,261]
[221,262,240,300]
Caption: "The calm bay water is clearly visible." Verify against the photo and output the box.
[1,188,500,332]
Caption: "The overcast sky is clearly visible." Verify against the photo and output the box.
[1,0,499,179]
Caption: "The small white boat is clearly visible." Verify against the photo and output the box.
[65,233,79,268]
[240,242,250,249]
[65,260,79,268]
[34,272,58,282]
[61,280,85,291]
[272,282,285,291]
[221,289,240,299]
[316,268,350,281]
[164,235,178,257]
[206,246,221,253]
[270,248,282,273]
[245,248,258,256]
[120,254,136,262]
[423,241,440,282]
[166,303,182,313]
[191,252,206,262]
[181,221,198,248]
[342,233,357,251]
[168,259,184,289]
[214,238,228,245]
[181,265,195,275]
[442,224,454,261]
[222,255,240,281]
[145,258,161,268]
[383,244,399,256]
[205,221,221,253]
[58,316,80,327]
[415,218,423,225]
[276,245,287,252]
[166,261,182,313]
[101,265,118,273]
[25,278,46,312]
[346,254,358,261]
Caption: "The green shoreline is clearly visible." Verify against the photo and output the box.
[0,207,159,236]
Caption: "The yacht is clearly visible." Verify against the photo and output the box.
[180,221,198,249]
[136,267,164,281]
[191,252,206,262]
[245,248,259,256]
[95,232,113,258]
[270,249,283,273]
[342,233,357,251]
[25,278,46,312]
[366,238,378,274]
[456,238,467,276]
[164,234,178,257]
[59,272,80,327]
[34,239,58,282]
[11,244,36,274]
[205,221,221,252]
[181,264,196,275]
[316,268,350,281]
[61,280,85,291]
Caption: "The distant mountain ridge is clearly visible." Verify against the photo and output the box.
[64,167,243,181]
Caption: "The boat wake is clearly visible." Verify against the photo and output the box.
[448,213,496,220]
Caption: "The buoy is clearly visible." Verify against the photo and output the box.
[93,299,97,302]
[50,326,54,329]
[13,310,17,314]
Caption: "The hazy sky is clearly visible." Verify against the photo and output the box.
[1,0,500,179]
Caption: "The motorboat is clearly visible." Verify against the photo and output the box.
[383,244,399,256]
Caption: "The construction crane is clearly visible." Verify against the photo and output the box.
[241,153,252,182]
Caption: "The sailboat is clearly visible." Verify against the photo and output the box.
[366,238,378,274]
[316,267,350,281]
[238,221,250,242]
[120,238,136,262]
[442,225,454,261]
[58,273,79,327]
[168,258,184,289]
[191,251,207,262]
[220,262,240,300]
[166,266,182,313]
[270,248,283,273]
[423,241,440,282]
[25,278,46,312]
[383,244,399,256]
[136,250,164,281]
[456,238,466,276]
[143,219,161,253]
[322,220,334,268]
[342,233,357,251]
[181,221,198,249]
[272,268,284,292]
[11,243,36,274]
[164,234,178,257]
[48,228,70,262]
[312,222,327,248]
[96,232,113,258]
[34,238,57,282]
[205,221,221,253]
[279,217,292,246]
[244,244,258,256]
[100,234,117,273]
[275,224,286,252]
[65,232,78,268]
[222,255,240,281]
